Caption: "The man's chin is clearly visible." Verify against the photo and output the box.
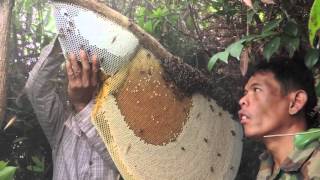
[244,130,264,140]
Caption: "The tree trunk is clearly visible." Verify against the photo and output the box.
[0,0,14,125]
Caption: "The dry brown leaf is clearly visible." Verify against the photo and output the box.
[240,47,251,76]
[261,0,276,4]
[243,0,253,9]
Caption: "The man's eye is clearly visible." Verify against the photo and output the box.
[253,88,261,92]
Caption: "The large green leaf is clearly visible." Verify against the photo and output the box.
[0,166,17,180]
[144,21,153,33]
[283,21,299,37]
[263,37,281,61]
[281,36,299,57]
[0,161,8,170]
[305,49,320,69]
[226,41,244,60]
[308,0,320,48]
[207,51,229,71]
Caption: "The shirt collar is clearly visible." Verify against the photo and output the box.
[259,140,319,173]
[281,140,319,171]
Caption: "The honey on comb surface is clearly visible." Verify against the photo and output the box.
[115,51,192,145]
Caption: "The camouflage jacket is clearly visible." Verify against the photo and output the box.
[256,140,320,180]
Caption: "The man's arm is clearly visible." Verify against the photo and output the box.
[66,50,116,167]
[25,38,66,147]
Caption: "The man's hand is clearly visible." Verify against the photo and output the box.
[66,50,99,112]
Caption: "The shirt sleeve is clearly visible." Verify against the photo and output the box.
[73,100,117,170]
[25,37,67,147]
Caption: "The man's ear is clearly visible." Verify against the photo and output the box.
[288,90,308,115]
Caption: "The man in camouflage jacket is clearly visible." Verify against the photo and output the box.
[238,56,320,179]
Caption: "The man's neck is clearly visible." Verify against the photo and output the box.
[263,135,294,170]
[262,118,307,170]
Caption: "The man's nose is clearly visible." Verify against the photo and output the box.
[239,95,247,107]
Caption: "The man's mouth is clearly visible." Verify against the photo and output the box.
[238,111,250,124]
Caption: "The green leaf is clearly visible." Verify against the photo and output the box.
[44,8,57,34]
[208,54,219,71]
[0,161,8,170]
[294,128,320,149]
[226,41,244,60]
[153,19,162,30]
[144,21,153,33]
[217,51,229,63]
[305,49,320,69]
[207,51,229,71]
[263,37,281,61]
[31,156,44,168]
[281,36,299,57]
[262,19,282,33]
[151,7,168,18]
[283,21,299,37]
[0,166,17,180]
[308,0,320,47]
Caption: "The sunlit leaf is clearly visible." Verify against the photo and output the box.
[0,161,8,170]
[226,41,244,60]
[263,37,280,60]
[0,166,17,180]
[217,51,229,63]
[207,51,229,71]
[144,21,153,33]
[308,0,320,48]
[151,7,168,18]
[208,54,219,71]
[305,49,320,69]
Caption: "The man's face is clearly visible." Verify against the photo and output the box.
[238,72,292,139]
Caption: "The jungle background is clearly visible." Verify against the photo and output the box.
[0,0,319,179]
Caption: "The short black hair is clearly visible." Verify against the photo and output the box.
[246,56,318,128]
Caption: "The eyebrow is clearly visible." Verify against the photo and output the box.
[245,82,262,90]
[250,83,262,87]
